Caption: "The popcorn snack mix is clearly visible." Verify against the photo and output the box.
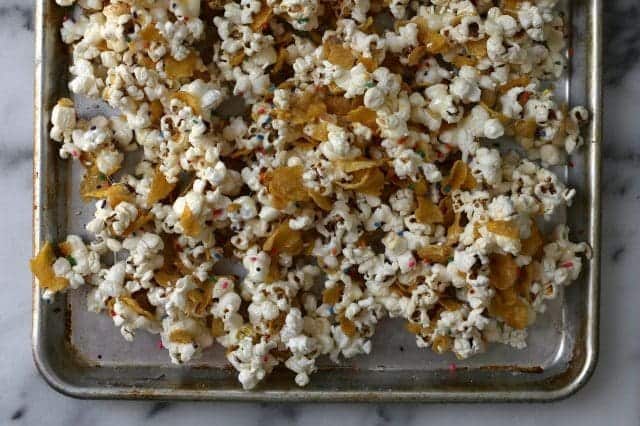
[33,0,590,389]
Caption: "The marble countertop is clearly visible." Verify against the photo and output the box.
[1,0,636,424]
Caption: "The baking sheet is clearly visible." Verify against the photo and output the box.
[32,0,602,401]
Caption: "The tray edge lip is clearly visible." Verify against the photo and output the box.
[31,0,602,402]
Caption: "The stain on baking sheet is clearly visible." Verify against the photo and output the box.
[612,247,626,262]
[10,406,25,421]
[0,6,33,32]
[146,402,172,419]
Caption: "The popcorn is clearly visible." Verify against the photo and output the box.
[32,0,590,390]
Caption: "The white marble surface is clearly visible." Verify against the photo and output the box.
[1,0,637,424]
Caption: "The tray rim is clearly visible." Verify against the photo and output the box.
[32,0,602,402]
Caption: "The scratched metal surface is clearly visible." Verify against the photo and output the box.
[32,0,601,401]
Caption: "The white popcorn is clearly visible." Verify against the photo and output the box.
[37,0,590,391]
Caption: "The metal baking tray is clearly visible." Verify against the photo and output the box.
[32,0,602,401]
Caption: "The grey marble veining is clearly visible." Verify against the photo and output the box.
[1,0,638,424]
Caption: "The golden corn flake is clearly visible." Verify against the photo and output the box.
[416,196,444,225]
[149,100,164,125]
[80,165,110,201]
[486,220,520,239]
[170,91,202,116]
[414,18,448,54]
[322,283,344,305]
[335,158,383,173]
[513,119,537,139]
[345,106,378,130]
[147,169,176,205]
[480,89,497,108]
[103,3,130,17]
[323,39,356,69]
[187,282,214,317]
[154,268,181,287]
[481,102,512,125]
[265,257,283,283]
[263,222,304,255]
[521,223,544,258]
[237,324,256,340]
[339,314,357,337]
[165,52,199,80]
[463,172,478,190]
[417,244,452,264]
[405,321,430,336]
[501,0,524,16]
[407,45,428,66]
[83,181,135,208]
[271,47,288,75]
[358,16,374,32]
[446,213,465,245]
[180,205,201,237]
[105,184,135,207]
[516,261,537,300]
[229,51,245,66]
[308,189,333,211]
[267,165,309,208]
[440,298,463,311]
[390,282,413,297]
[432,335,452,354]
[325,95,362,115]
[424,31,448,54]
[293,138,319,150]
[119,295,155,320]
[211,317,225,337]
[451,55,477,68]
[122,211,154,236]
[490,297,535,330]
[169,329,195,344]
[307,121,329,142]
[358,55,378,72]
[58,241,73,257]
[412,178,429,196]
[139,24,165,43]
[277,91,327,125]
[442,160,472,192]
[491,294,534,330]
[498,75,531,94]
[250,2,273,32]
[466,38,488,57]
[439,196,455,226]
[337,167,385,196]
[504,299,533,329]
[57,97,74,108]
[489,253,519,290]
[30,242,69,293]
